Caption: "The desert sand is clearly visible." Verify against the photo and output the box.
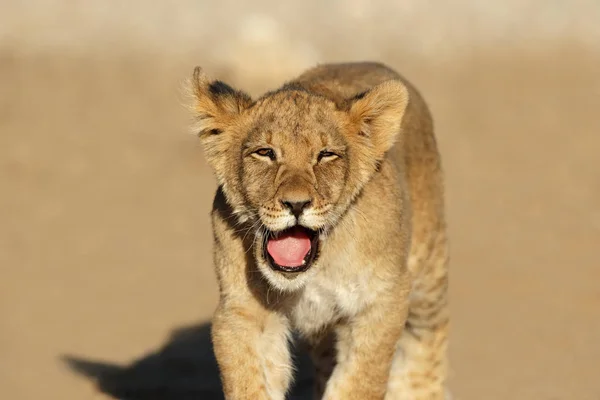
[1,3,600,400]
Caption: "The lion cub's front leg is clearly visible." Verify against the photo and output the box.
[322,287,410,400]
[212,302,293,400]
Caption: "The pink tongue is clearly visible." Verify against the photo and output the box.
[267,228,312,267]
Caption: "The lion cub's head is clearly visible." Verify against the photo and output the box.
[188,67,409,291]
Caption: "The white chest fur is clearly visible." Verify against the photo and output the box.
[289,259,377,336]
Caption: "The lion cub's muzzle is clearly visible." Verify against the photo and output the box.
[263,225,320,273]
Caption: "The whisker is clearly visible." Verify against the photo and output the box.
[241,217,262,243]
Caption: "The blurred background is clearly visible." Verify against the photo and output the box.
[1,1,599,399]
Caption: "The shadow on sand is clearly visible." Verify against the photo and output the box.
[63,322,315,400]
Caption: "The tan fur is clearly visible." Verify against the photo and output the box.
[187,62,450,399]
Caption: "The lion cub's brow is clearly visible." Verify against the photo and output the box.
[242,129,346,154]
[242,119,342,147]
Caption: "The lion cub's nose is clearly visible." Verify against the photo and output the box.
[281,200,312,219]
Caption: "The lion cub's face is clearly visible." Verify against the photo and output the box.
[242,93,347,232]
[189,68,408,291]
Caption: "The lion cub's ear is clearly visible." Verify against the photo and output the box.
[188,67,253,138]
[347,80,409,156]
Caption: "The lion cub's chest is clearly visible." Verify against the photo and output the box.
[289,283,339,336]
[289,267,376,337]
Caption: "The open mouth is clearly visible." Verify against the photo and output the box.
[264,226,320,273]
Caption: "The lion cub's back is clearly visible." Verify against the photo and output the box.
[291,62,403,104]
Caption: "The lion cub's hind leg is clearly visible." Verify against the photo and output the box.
[385,236,451,400]
[306,331,337,400]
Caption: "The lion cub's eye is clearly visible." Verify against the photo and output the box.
[317,150,339,163]
[253,148,276,161]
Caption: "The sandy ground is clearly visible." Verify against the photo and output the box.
[1,42,599,399]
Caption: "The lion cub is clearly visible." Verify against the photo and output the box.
[188,62,450,400]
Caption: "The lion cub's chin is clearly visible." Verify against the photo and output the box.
[255,225,321,292]
[256,259,320,292]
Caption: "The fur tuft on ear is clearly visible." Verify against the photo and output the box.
[347,80,409,156]
[187,67,253,138]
